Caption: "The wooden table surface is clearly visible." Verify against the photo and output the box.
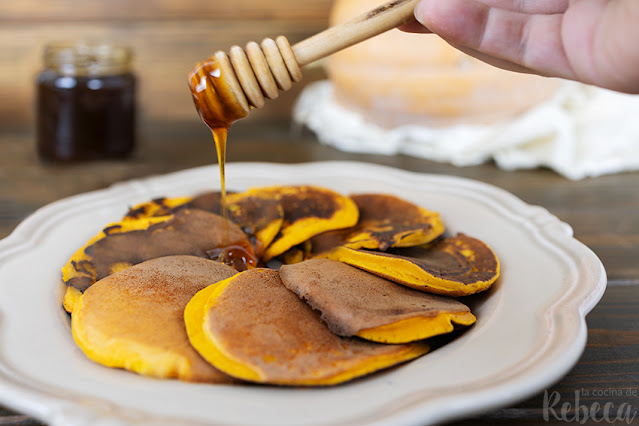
[1,121,638,425]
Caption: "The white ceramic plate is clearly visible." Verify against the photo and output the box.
[0,161,606,426]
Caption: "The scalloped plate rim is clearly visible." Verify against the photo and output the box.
[0,161,607,426]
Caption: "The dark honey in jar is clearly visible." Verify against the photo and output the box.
[36,41,136,162]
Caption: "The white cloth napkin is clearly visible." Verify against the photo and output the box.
[293,80,639,180]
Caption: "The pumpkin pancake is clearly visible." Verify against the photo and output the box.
[71,255,238,383]
[310,193,444,256]
[124,191,284,259]
[184,268,429,386]
[245,185,359,262]
[123,196,193,220]
[278,241,312,265]
[223,192,284,258]
[279,259,475,343]
[62,209,255,313]
[321,233,500,296]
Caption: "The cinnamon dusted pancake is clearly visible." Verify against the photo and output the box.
[184,268,428,386]
[309,193,445,257]
[279,259,475,343]
[71,256,238,383]
[62,209,255,313]
[245,185,359,262]
[124,191,284,259]
[322,233,500,296]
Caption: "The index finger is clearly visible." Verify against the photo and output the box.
[414,0,577,81]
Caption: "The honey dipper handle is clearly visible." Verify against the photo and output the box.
[291,0,421,67]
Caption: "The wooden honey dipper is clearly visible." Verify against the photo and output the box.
[189,0,421,130]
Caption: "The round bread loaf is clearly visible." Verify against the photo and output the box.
[327,0,560,127]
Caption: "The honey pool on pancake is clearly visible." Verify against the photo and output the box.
[207,242,257,271]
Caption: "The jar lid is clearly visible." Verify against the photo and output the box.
[43,41,133,76]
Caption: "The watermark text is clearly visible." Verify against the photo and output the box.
[543,389,637,424]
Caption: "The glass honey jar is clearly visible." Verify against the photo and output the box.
[36,41,137,162]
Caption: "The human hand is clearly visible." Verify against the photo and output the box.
[400,0,639,94]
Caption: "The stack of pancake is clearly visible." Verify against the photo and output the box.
[64,185,500,386]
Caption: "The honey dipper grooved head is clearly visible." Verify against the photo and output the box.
[189,36,302,129]
[188,51,249,129]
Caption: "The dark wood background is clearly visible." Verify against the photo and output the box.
[0,0,332,131]
[1,0,638,424]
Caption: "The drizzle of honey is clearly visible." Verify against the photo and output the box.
[188,56,259,269]
[188,57,248,222]
[211,127,228,221]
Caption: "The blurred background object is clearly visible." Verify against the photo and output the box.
[36,41,136,162]
[293,0,639,180]
[326,0,559,128]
